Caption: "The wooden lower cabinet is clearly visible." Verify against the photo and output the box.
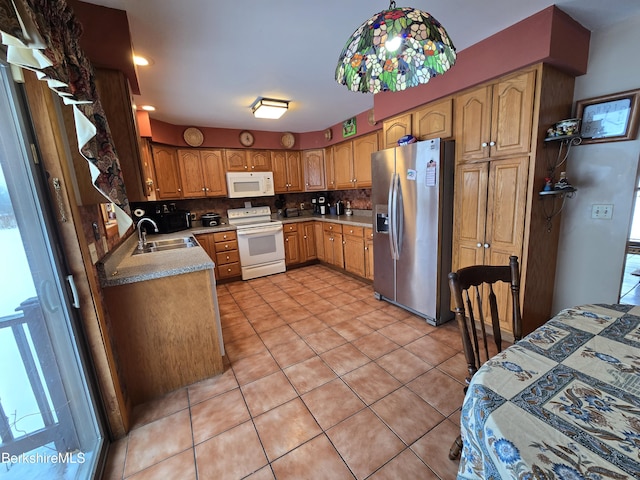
[364,228,374,280]
[343,226,366,277]
[452,156,529,333]
[196,230,241,280]
[315,222,325,261]
[301,222,317,262]
[213,231,240,279]
[283,223,301,265]
[103,269,223,406]
[322,223,344,268]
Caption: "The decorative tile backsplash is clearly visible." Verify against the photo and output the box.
[131,189,372,222]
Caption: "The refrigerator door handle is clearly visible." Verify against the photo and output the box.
[395,173,403,257]
[390,173,401,260]
[387,172,397,259]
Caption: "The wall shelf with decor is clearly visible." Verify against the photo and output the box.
[539,122,581,231]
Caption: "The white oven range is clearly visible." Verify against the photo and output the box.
[227,206,286,280]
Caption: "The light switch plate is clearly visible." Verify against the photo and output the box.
[591,204,613,219]
[88,242,99,264]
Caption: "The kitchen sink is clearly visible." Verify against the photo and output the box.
[132,236,199,255]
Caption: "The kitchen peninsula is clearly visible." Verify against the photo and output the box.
[98,230,227,406]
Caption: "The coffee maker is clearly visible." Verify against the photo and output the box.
[317,194,328,215]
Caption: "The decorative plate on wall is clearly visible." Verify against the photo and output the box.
[324,128,333,141]
[183,127,204,147]
[281,132,295,149]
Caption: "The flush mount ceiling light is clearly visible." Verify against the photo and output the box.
[139,105,156,111]
[336,1,456,94]
[251,98,289,119]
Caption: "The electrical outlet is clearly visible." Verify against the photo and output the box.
[591,204,613,219]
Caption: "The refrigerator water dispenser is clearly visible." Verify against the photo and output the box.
[375,205,389,233]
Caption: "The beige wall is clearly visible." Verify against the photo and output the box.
[552,13,640,311]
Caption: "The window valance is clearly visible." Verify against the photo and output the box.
[0,0,132,235]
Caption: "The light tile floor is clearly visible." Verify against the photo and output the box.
[102,265,465,479]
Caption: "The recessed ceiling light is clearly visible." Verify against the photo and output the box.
[133,55,150,66]
[139,105,156,112]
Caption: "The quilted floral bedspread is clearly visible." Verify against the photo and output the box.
[458,303,640,479]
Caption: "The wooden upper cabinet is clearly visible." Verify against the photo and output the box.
[303,149,326,191]
[328,132,377,191]
[455,85,493,161]
[201,150,227,197]
[224,149,249,171]
[178,149,206,197]
[332,142,354,190]
[352,132,377,188]
[272,151,302,193]
[324,147,335,189]
[151,144,182,199]
[414,97,453,141]
[93,68,147,203]
[382,113,412,148]
[177,149,226,197]
[455,69,536,162]
[287,151,303,191]
[249,150,272,171]
[225,149,271,171]
[490,70,536,158]
[272,151,288,192]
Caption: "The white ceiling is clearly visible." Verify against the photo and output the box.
[84,0,640,133]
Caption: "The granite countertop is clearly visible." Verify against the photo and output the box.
[277,210,373,228]
[97,230,217,287]
[97,211,372,287]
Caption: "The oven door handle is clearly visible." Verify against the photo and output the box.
[236,225,283,236]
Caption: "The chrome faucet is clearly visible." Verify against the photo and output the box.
[136,217,159,250]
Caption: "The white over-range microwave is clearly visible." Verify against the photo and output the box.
[226,171,275,198]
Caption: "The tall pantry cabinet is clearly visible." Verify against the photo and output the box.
[451,64,576,336]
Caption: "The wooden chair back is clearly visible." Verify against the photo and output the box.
[448,255,522,382]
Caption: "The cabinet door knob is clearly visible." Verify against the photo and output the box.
[226,255,230,260]
[178,188,182,192]
[225,244,229,248]
[244,165,248,169]
[202,187,206,191]
[251,165,255,169]
[477,243,482,248]
[285,238,289,242]
[481,142,488,147]
[484,243,490,248]
[489,141,496,146]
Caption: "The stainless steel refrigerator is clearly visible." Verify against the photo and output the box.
[372,138,454,326]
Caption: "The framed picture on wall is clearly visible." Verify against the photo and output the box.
[575,88,640,144]
[342,117,357,138]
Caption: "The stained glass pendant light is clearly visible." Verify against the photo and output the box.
[336,1,456,93]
